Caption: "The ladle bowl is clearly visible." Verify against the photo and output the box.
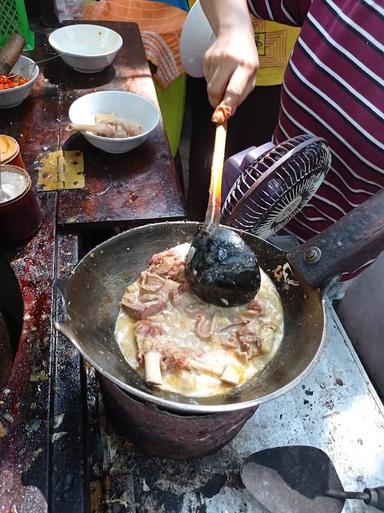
[185,117,261,307]
[186,224,261,306]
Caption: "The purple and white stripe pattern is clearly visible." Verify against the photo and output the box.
[247,0,383,276]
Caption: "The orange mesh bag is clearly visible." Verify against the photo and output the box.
[79,0,187,89]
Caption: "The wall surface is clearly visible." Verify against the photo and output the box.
[337,252,384,397]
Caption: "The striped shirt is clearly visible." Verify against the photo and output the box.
[248,0,384,275]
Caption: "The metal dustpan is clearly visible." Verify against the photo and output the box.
[240,446,384,513]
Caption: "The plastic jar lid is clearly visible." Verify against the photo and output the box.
[0,135,19,165]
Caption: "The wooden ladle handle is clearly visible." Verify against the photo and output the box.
[66,123,100,133]
[203,121,228,230]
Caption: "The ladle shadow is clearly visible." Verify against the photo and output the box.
[43,59,116,90]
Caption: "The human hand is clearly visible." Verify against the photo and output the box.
[203,26,259,115]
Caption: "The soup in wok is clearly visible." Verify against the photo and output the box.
[114,243,284,397]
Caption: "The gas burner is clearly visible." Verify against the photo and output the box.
[221,134,332,239]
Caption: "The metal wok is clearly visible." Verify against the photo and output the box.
[55,189,384,414]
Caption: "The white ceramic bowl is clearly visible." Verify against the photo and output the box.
[68,91,161,154]
[180,0,215,77]
[48,24,123,73]
[0,56,39,109]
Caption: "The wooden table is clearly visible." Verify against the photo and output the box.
[0,21,185,513]
[0,21,185,228]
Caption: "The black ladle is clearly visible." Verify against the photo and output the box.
[241,446,384,513]
[186,116,261,307]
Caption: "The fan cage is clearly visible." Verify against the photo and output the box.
[221,135,331,238]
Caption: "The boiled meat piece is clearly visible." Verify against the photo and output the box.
[121,291,167,320]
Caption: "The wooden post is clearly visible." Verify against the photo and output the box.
[0,33,25,75]
[37,0,59,25]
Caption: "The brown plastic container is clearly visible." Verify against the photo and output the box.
[0,165,42,241]
[0,135,25,169]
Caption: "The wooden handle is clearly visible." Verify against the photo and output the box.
[364,486,384,510]
[66,123,117,136]
[0,33,25,75]
[287,188,384,288]
[66,123,100,133]
[203,121,228,230]
[66,120,142,138]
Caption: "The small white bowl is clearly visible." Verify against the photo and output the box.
[0,56,39,109]
[180,0,215,78]
[68,91,161,154]
[48,24,123,73]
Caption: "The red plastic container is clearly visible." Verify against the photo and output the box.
[0,164,42,241]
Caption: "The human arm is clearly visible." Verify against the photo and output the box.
[200,0,259,115]
[200,0,311,114]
